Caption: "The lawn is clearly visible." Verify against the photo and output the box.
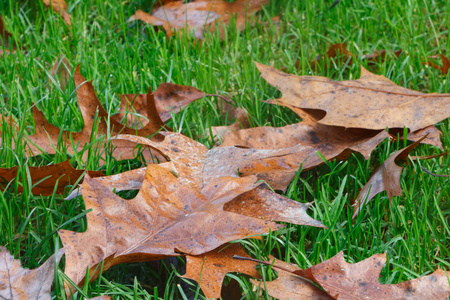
[0,0,449,299]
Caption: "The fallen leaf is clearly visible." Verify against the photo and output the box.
[49,57,71,92]
[0,160,103,195]
[210,106,251,144]
[250,257,332,300]
[363,49,403,64]
[59,166,281,287]
[19,66,168,162]
[216,102,390,190]
[0,247,64,299]
[0,15,15,55]
[130,0,268,39]
[352,136,426,218]
[255,62,450,132]
[310,43,354,69]
[115,133,326,227]
[42,0,71,26]
[425,54,450,75]
[115,83,230,127]
[294,251,450,299]
[183,243,262,299]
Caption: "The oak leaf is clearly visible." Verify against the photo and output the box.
[351,136,426,218]
[42,0,71,26]
[0,159,103,195]
[0,16,15,55]
[115,83,230,127]
[294,251,450,299]
[115,133,325,227]
[20,66,168,162]
[0,247,64,299]
[216,103,390,190]
[129,0,268,39]
[59,165,281,287]
[425,54,450,75]
[250,257,332,300]
[183,243,262,299]
[255,62,450,132]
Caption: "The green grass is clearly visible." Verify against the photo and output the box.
[0,0,449,298]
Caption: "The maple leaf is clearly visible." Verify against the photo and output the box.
[183,243,262,299]
[351,136,427,218]
[255,62,450,132]
[129,0,268,39]
[0,247,64,299]
[59,166,281,287]
[0,159,103,196]
[294,251,450,299]
[42,0,71,26]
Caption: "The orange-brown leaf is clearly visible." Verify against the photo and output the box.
[217,103,390,190]
[42,0,71,26]
[59,166,280,287]
[130,0,268,39]
[250,257,332,300]
[295,251,450,299]
[352,137,426,218]
[0,160,103,195]
[0,247,64,299]
[426,54,450,75]
[0,15,15,55]
[183,243,262,299]
[256,62,450,132]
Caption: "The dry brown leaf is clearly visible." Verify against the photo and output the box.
[294,251,450,299]
[183,243,262,299]
[0,247,64,299]
[115,83,229,127]
[0,160,103,195]
[310,43,354,69]
[0,15,15,55]
[130,0,268,39]
[363,49,403,64]
[210,106,251,144]
[351,137,426,218]
[59,166,281,288]
[250,257,332,300]
[42,0,71,26]
[49,57,71,92]
[19,66,167,162]
[115,133,325,227]
[256,62,450,132]
[425,54,450,75]
[217,102,390,190]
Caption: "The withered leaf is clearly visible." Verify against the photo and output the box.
[425,54,450,75]
[116,133,325,227]
[130,0,268,39]
[22,66,167,162]
[0,15,15,55]
[256,62,450,132]
[217,103,390,190]
[42,0,71,26]
[59,166,281,287]
[183,243,262,299]
[115,83,229,127]
[0,160,103,196]
[0,247,64,299]
[295,251,450,299]
[250,257,332,300]
[310,43,354,70]
[352,136,426,218]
